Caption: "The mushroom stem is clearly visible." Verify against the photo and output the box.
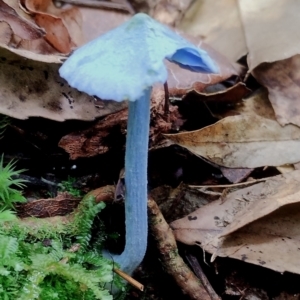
[113,88,151,274]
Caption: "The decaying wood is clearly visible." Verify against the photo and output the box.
[16,192,81,218]
[113,268,144,291]
[14,186,115,229]
[59,88,182,159]
[16,186,116,218]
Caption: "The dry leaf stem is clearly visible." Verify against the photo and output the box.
[185,253,221,300]
[189,177,269,189]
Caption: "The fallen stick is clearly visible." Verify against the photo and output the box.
[148,197,214,300]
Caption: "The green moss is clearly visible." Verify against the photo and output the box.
[0,158,123,299]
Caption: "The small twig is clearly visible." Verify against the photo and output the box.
[113,268,144,291]
[197,188,222,197]
[189,177,269,189]
[185,253,220,300]
[220,188,229,204]
[163,81,170,122]
[55,0,134,13]
[41,177,59,187]
[14,174,57,188]
[148,197,211,300]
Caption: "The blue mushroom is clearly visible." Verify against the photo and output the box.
[59,13,218,275]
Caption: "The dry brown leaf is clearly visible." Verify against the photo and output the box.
[0,40,63,62]
[253,56,300,127]
[0,0,59,54]
[238,0,300,71]
[4,0,32,21]
[23,0,82,53]
[0,47,126,121]
[171,170,300,274]
[34,13,74,53]
[276,164,294,174]
[79,7,130,43]
[232,89,297,175]
[58,5,83,46]
[238,1,300,127]
[0,21,13,44]
[193,82,250,104]
[179,0,246,63]
[218,171,300,237]
[165,114,300,168]
[234,88,276,120]
[211,88,275,120]
[0,0,43,39]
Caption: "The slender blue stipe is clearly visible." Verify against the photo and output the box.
[113,88,151,274]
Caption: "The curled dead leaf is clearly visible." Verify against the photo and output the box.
[238,0,300,71]
[253,55,300,127]
[0,0,44,40]
[171,170,300,274]
[0,47,126,121]
[193,82,250,104]
[0,0,58,54]
[23,0,82,53]
[166,114,300,168]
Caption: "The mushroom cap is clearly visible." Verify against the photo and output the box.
[59,13,218,102]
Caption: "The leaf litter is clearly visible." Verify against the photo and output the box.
[1,0,300,299]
